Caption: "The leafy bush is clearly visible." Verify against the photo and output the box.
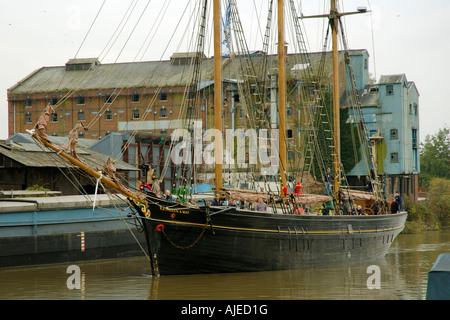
[25,184,52,197]
[404,178,450,232]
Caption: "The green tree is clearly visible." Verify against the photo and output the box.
[419,126,450,186]
[404,177,450,232]
[427,178,450,229]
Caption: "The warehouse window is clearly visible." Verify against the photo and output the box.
[104,94,113,104]
[412,129,418,149]
[77,96,85,105]
[78,110,85,121]
[131,93,140,102]
[25,97,32,107]
[390,152,399,163]
[287,107,292,117]
[25,112,32,123]
[386,85,394,95]
[390,129,398,140]
[160,108,167,118]
[287,129,293,139]
[132,108,140,119]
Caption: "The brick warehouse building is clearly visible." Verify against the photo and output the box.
[7,54,213,140]
[7,50,352,141]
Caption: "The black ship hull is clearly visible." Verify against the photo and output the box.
[131,198,407,275]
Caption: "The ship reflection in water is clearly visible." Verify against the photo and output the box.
[0,231,448,300]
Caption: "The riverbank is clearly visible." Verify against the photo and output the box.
[403,195,447,233]
[403,178,449,234]
[403,222,450,234]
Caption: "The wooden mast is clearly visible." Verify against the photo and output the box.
[300,1,368,202]
[330,0,340,199]
[213,0,223,191]
[278,0,288,195]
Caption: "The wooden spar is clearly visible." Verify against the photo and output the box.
[213,0,223,192]
[330,0,341,199]
[277,0,288,195]
[300,2,369,202]
[31,133,141,201]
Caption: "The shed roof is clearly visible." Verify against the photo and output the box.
[407,81,420,96]
[9,133,96,149]
[0,140,137,171]
[359,84,380,107]
[378,74,406,84]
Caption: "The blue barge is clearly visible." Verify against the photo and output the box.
[0,194,146,268]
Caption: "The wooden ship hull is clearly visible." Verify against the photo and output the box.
[131,197,407,275]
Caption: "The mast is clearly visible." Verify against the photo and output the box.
[300,1,368,201]
[330,0,340,199]
[213,0,223,191]
[278,0,288,195]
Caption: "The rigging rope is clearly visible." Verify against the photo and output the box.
[98,0,140,62]
[74,0,107,59]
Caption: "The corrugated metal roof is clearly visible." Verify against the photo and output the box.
[378,74,406,84]
[360,84,380,107]
[8,50,368,94]
[9,133,97,149]
[0,141,137,171]
[9,59,213,94]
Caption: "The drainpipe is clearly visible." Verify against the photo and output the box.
[231,90,235,131]
[13,101,16,135]
[270,69,278,129]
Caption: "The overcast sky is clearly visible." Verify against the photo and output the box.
[1,0,449,143]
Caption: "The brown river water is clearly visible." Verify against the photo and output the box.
[0,230,449,300]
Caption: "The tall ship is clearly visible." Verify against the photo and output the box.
[26,0,406,275]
